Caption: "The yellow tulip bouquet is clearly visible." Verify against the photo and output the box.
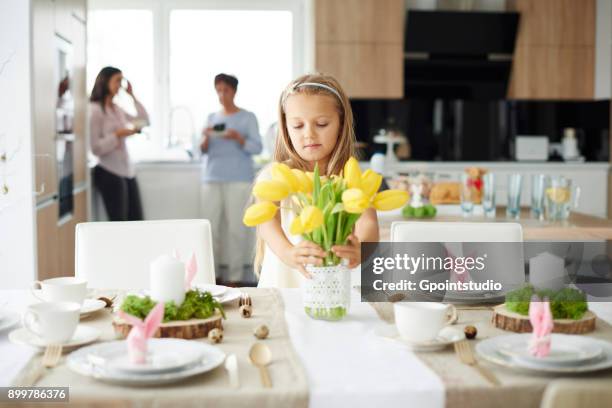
[243,157,409,266]
[243,157,407,320]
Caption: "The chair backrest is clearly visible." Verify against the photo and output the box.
[76,220,215,290]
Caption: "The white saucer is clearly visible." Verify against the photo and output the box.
[375,325,463,351]
[193,284,228,298]
[81,299,106,318]
[9,325,101,350]
[0,312,20,332]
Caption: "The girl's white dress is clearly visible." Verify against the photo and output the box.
[256,165,307,288]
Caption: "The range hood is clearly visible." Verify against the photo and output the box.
[404,10,520,99]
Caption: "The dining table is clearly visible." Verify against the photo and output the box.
[1,286,612,408]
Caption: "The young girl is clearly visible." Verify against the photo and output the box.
[256,74,379,288]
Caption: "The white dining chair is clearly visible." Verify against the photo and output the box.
[389,221,525,289]
[75,219,216,290]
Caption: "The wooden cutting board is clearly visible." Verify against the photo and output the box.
[492,304,596,334]
[112,313,223,340]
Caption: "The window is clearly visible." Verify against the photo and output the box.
[87,10,154,120]
[169,10,293,152]
[87,1,306,161]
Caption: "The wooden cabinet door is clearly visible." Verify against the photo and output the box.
[509,0,595,46]
[315,0,404,43]
[33,0,58,203]
[37,201,60,280]
[58,189,87,277]
[316,43,403,98]
[508,45,595,99]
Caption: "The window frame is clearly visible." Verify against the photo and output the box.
[88,0,311,154]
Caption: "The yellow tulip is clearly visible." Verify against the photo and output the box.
[271,163,300,192]
[243,202,278,226]
[291,169,313,193]
[299,206,324,233]
[372,190,409,211]
[252,180,290,201]
[343,157,362,189]
[289,216,304,235]
[342,188,369,214]
[361,169,383,198]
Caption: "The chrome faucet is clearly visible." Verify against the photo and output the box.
[168,105,196,151]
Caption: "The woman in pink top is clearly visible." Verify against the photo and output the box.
[89,66,149,221]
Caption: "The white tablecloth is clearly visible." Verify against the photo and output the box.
[0,289,444,408]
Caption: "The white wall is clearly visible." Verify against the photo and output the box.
[0,0,36,288]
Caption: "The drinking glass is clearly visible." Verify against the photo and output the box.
[506,174,523,219]
[481,173,496,218]
[544,176,580,221]
[531,174,547,220]
[460,173,474,217]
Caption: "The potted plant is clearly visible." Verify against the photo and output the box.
[243,157,408,320]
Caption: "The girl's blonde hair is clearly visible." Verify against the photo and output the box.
[253,73,356,276]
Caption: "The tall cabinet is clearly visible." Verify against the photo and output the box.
[313,0,405,98]
[507,0,596,99]
[33,0,88,280]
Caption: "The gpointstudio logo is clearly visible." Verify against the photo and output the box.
[372,253,487,275]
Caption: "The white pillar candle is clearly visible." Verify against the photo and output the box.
[150,255,186,305]
[529,251,565,291]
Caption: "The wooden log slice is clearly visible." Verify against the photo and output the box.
[492,305,596,334]
[112,313,223,340]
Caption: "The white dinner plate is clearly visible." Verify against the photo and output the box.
[476,334,612,374]
[215,287,241,305]
[497,334,603,366]
[86,338,206,374]
[9,325,101,350]
[68,340,225,385]
[193,284,228,298]
[0,312,20,332]
[375,324,463,351]
[81,299,107,318]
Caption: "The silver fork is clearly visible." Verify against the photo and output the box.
[239,293,252,307]
[454,340,500,386]
[23,345,63,386]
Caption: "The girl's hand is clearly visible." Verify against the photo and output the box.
[285,241,326,279]
[116,128,137,138]
[331,234,361,268]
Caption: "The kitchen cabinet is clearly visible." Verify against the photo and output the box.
[509,46,595,99]
[507,0,598,99]
[315,43,403,98]
[313,0,404,98]
[33,0,88,279]
[315,0,404,43]
[32,0,58,203]
[36,202,61,280]
[508,0,595,47]
[72,17,87,185]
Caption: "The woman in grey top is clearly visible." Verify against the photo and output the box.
[90,66,149,221]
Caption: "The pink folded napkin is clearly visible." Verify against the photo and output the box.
[528,296,554,358]
[185,252,197,290]
[118,302,165,364]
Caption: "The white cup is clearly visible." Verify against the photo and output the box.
[394,302,457,343]
[32,277,87,306]
[22,301,81,344]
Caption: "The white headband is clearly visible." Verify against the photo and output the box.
[282,81,342,105]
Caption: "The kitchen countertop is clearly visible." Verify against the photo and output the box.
[378,207,612,241]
